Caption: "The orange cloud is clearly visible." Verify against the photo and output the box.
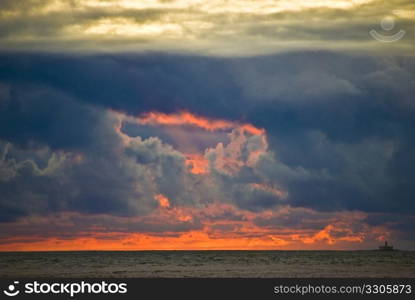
[0,227,368,251]
[0,203,374,251]
[0,231,291,251]
[296,224,365,245]
[136,111,264,135]
[155,194,170,208]
[151,194,194,222]
[184,153,209,174]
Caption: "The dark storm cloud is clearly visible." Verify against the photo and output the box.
[0,96,198,222]
[364,213,415,240]
[0,51,415,223]
[0,53,243,122]
[0,84,104,150]
[254,213,329,231]
[1,51,414,134]
[0,125,213,222]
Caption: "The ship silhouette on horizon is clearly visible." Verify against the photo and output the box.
[378,240,394,251]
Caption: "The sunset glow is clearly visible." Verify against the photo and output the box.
[137,111,264,136]
[0,203,372,251]
[1,0,414,253]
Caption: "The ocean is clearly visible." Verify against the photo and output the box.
[1,251,414,278]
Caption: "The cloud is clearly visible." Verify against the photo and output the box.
[133,111,264,135]
[0,0,414,55]
[5,201,412,250]
[1,52,415,217]
[0,109,194,221]
[0,203,390,250]
[206,128,268,175]
[0,49,414,249]
[234,67,361,102]
[1,1,415,250]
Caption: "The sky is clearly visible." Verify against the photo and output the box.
[0,0,415,251]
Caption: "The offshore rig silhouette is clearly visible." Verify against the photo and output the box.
[378,240,394,251]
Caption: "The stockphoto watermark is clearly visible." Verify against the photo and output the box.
[370,13,406,42]
[2,280,128,297]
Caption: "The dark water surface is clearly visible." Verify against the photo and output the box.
[1,251,414,278]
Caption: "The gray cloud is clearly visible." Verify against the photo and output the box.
[0,0,414,55]
[0,51,414,244]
